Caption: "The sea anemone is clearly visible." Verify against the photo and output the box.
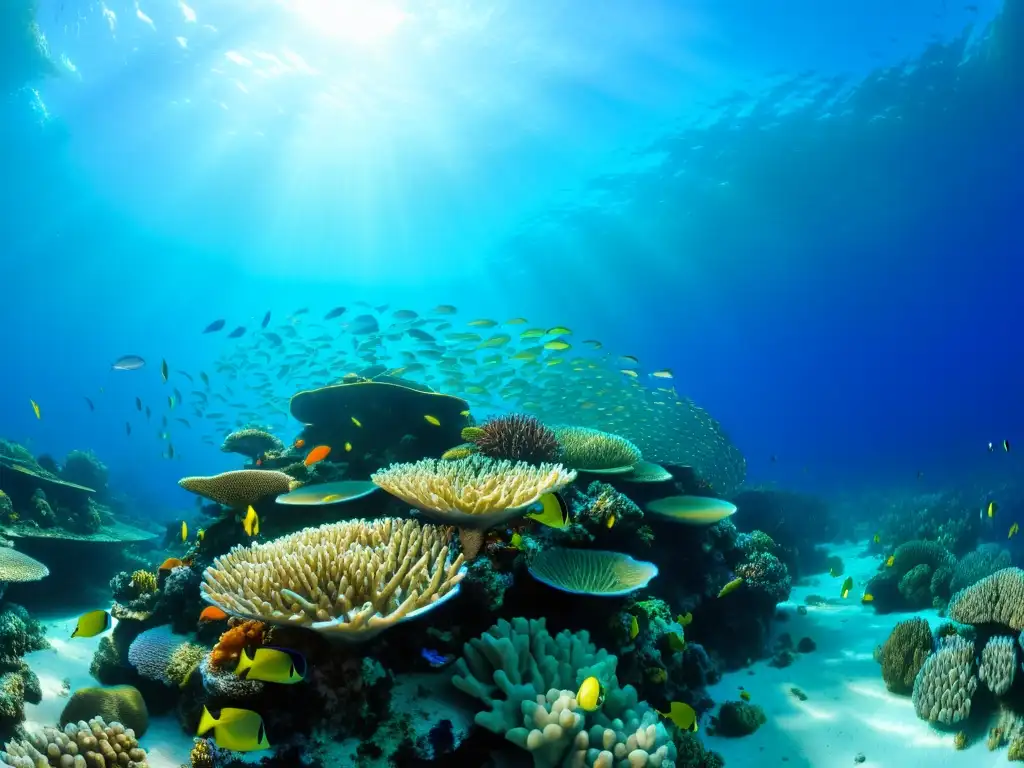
[465,414,561,464]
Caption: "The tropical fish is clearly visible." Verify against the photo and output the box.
[676,613,693,627]
[576,676,605,712]
[199,606,229,622]
[606,513,616,529]
[1010,522,1019,539]
[525,492,570,529]
[84,397,94,411]
[650,369,673,379]
[547,326,572,335]
[510,532,526,550]
[621,369,639,378]
[421,648,454,668]
[197,529,205,542]
[125,422,131,436]
[468,319,498,327]
[619,355,639,366]
[885,555,895,567]
[293,438,305,449]
[989,442,995,452]
[112,355,146,370]
[324,306,346,320]
[841,576,854,599]
[29,400,40,419]
[351,417,362,428]
[629,615,639,640]
[166,444,175,460]
[861,593,874,603]
[1004,439,1011,452]
[424,415,441,426]
[829,565,842,578]
[739,690,751,702]
[236,647,307,684]
[145,406,151,419]
[718,577,743,598]
[657,701,698,732]
[135,397,142,412]
[161,359,169,383]
[197,706,270,752]
[181,521,188,542]
[227,326,246,339]
[988,501,998,518]
[344,442,352,452]
[243,505,259,537]
[71,610,111,638]
[203,320,226,333]
[433,305,457,314]
[261,311,271,328]
[158,558,185,571]
[304,445,331,466]
[667,632,685,652]
[873,533,881,544]
[543,339,570,351]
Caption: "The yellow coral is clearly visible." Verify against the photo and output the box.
[166,642,206,688]
[953,731,967,750]
[189,738,215,768]
[131,570,158,594]
[200,518,466,641]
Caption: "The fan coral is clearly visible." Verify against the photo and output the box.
[200,518,466,640]
[978,636,1016,696]
[209,619,265,670]
[527,548,659,596]
[465,414,561,464]
[912,635,978,724]
[552,425,642,470]
[878,618,932,695]
[948,568,1024,630]
[0,717,148,767]
[59,685,148,736]
[220,429,284,459]
[177,470,300,508]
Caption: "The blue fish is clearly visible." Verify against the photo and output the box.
[421,648,454,669]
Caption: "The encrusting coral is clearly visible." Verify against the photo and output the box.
[0,717,148,767]
[177,470,300,509]
[59,685,149,737]
[200,518,466,640]
[551,426,642,471]
[709,700,767,737]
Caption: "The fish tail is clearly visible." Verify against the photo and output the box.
[197,706,217,736]
[235,649,252,678]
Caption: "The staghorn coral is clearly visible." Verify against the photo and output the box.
[59,685,148,736]
[0,717,148,767]
[177,470,300,508]
[948,567,1024,630]
[912,635,978,724]
[209,619,265,670]
[200,518,466,640]
[527,548,659,596]
[551,426,642,471]
[465,414,561,464]
[978,636,1017,696]
[220,429,284,459]
[878,618,933,695]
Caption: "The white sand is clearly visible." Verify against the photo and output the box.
[22,615,193,768]
[702,541,1007,767]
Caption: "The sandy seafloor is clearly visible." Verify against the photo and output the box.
[702,541,1008,768]
[14,540,1011,768]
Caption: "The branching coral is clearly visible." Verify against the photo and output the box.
[0,717,148,768]
[200,518,466,640]
[463,414,561,464]
[878,618,932,695]
[551,426,642,471]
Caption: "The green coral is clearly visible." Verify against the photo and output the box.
[711,700,767,736]
[165,642,205,688]
[878,618,933,694]
[898,564,933,607]
[59,685,148,736]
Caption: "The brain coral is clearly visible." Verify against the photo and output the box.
[912,635,978,724]
[127,626,187,686]
[878,618,933,694]
[59,685,149,736]
[948,567,1024,630]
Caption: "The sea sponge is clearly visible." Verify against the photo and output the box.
[979,636,1016,696]
[210,619,265,670]
[0,717,148,767]
[200,518,466,641]
[878,618,933,695]
[912,635,978,724]
[220,429,284,459]
[552,426,642,471]
[948,568,1024,630]
[711,700,767,736]
[59,685,148,736]
[527,548,659,596]
[465,414,561,464]
[177,470,300,508]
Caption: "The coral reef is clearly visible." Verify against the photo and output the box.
[127,626,197,687]
[978,636,1016,696]
[177,470,300,509]
[463,414,561,464]
[950,544,1012,594]
[877,618,932,695]
[551,426,642,471]
[60,450,108,498]
[220,429,284,459]
[866,539,955,612]
[912,635,977,724]
[0,717,148,767]
[709,700,767,736]
[731,490,834,578]
[948,567,1024,630]
[0,605,48,738]
[209,619,265,670]
[874,490,979,556]
[59,685,149,736]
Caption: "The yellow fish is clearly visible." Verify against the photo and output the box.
[1010,522,1019,539]
[525,493,570,529]
[657,701,698,733]
[650,369,673,379]
[718,577,743,598]
[862,593,874,603]
[988,501,998,518]
[606,514,616,529]
[621,369,639,378]
[351,417,362,428]
[181,521,188,542]
[197,529,205,542]
[886,555,895,567]
[71,610,111,639]
[510,533,525,551]
[667,632,685,652]
[242,505,259,537]
[841,576,854,599]
[197,706,270,752]
[583,339,602,349]
[544,340,571,351]
[235,647,306,684]
[424,415,441,426]
[520,328,547,339]
[505,317,528,324]
[873,533,881,544]
[547,326,572,336]
[467,319,498,327]
[629,615,639,640]
[576,676,605,712]
[459,410,471,417]
[168,395,175,410]
[344,441,352,452]
[739,690,751,702]
[676,613,693,627]
[29,400,41,419]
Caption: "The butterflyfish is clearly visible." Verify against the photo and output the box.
[576,676,605,712]
[841,576,854,599]
[71,610,111,639]
[667,632,686,652]
[197,528,205,542]
[197,706,270,752]
[525,492,570,529]
[885,554,895,567]
[510,532,525,551]
[861,593,874,603]
[988,501,998,518]
[243,505,259,537]
[158,557,184,571]
[606,513,616,529]
[1010,522,1019,539]
[181,521,188,542]
[30,400,40,419]
[424,414,441,426]
[199,606,229,622]
[677,613,693,627]
[351,417,362,428]
[657,701,698,732]
[718,577,743,598]
[235,646,307,684]
[629,615,639,640]
[304,445,331,466]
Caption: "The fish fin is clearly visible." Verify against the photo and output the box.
[197,706,216,736]
[458,528,485,560]
[235,648,253,678]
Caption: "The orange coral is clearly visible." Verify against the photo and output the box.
[210,618,266,669]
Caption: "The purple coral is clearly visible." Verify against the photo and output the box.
[470,414,561,464]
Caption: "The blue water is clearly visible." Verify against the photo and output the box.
[2,0,1022,519]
